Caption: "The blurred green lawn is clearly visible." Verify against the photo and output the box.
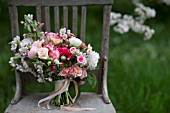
[1,0,170,113]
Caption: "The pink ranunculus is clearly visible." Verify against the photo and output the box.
[28,46,38,59]
[46,32,63,45]
[77,56,86,64]
[49,49,60,59]
[44,43,54,50]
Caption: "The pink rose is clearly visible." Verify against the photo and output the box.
[37,47,49,59]
[28,46,38,59]
[46,32,63,45]
[32,40,42,48]
[49,49,60,59]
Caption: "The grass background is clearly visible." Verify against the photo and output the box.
[1,0,170,113]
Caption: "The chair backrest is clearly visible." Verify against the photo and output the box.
[8,0,113,94]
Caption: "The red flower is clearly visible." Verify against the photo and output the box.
[57,47,74,59]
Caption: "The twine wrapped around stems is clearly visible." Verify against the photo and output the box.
[38,79,95,111]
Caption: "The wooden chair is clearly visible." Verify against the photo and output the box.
[5,0,116,113]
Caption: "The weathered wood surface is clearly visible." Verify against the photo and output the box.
[9,6,19,37]
[45,7,51,31]
[98,5,112,95]
[36,6,41,22]
[63,6,68,28]
[72,6,78,36]
[11,70,23,105]
[9,0,113,6]
[5,93,116,113]
[54,6,60,32]
[80,6,86,42]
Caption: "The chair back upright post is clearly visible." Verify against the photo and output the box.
[8,0,113,105]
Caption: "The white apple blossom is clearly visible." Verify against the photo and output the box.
[67,30,71,34]
[27,14,33,20]
[63,34,68,40]
[9,57,15,67]
[19,47,28,55]
[69,37,82,47]
[20,38,33,47]
[60,28,66,35]
[10,36,20,51]
[37,77,44,83]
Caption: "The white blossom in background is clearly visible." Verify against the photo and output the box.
[135,3,156,23]
[110,2,156,40]
[162,0,170,5]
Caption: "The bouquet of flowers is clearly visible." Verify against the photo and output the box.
[9,14,99,109]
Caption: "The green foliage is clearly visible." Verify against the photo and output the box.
[85,72,97,89]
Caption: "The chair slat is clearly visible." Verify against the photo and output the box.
[9,6,19,37]
[9,0,113,6]
[63,6,68,28]
[36,6,41,22]
[45,7,51,31]
[98,5,112,94]
[80,6,86,42]
[72,6,78,36]
[54,6,60,32]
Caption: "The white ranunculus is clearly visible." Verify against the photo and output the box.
[37,48,49,59]
[87,51,100,70]
[21,38,33,47]
[69,37,82,47]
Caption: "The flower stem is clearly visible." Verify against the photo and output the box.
[65,91,70,105]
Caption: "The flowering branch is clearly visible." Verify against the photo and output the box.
[110,2,156,40]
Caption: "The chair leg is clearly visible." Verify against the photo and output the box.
[11,70,22,105]
[102,56,111,104]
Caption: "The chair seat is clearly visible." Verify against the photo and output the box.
[5,92,116,113]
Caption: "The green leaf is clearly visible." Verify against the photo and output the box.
[27,25,32,32]
[86,72,97,89]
